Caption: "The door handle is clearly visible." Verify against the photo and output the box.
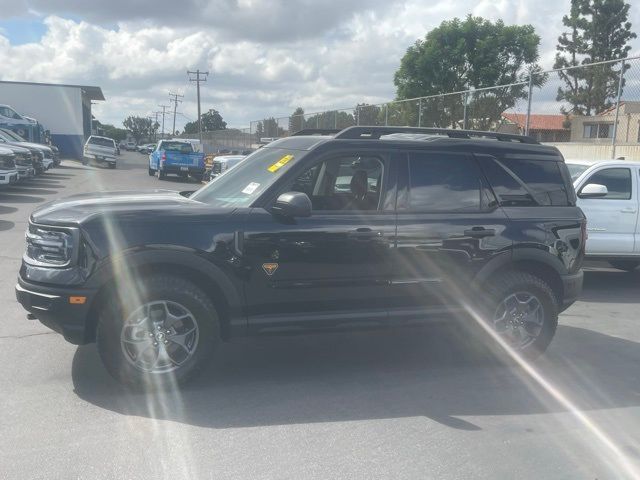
[620,208,637,213]
[463,227,496,238]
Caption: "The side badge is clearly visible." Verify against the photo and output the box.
[262,263,279,276]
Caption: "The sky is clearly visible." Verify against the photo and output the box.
[0,0,639,131]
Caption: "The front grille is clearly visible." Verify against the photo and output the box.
[0,156,15,169]
[15,153,32,166]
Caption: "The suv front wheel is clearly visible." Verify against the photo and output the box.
[485,272,558,359]
[96,274,219,388]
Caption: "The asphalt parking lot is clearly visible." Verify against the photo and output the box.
[1,152,640,479]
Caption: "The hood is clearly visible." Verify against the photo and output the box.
[0,142,31,154]
[31,190,207,226]
[16,142,52,155]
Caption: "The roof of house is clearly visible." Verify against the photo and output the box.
[502,113,568,131]
[0,80,105,101]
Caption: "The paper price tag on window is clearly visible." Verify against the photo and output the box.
[242,182,260,195]
[268,154,294,173]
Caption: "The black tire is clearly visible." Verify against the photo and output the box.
[82,159,88,166]
[482,271,558,359]
[609,260,640,272]
[108,163,116,169]
[96,274,219,388]
[148,167,156,176]
[157,168,166,180]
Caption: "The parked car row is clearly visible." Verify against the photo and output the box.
[0,129,59,186]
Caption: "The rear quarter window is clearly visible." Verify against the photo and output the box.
[478,155,571,206]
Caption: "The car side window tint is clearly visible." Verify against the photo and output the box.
[407,153,483,212]
[582,168,632,200]
[501,159,569,206]
[287,155,384,211]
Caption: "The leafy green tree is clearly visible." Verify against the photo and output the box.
[354,104,382,126]
[394,16,543,129]
[256,118,285,138]
[183,109,227,134]
[289,107,305,134]
[554,0,636,115]
[100,124,128,142]
[122,116,154,142]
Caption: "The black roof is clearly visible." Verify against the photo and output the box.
[273,126,562,158]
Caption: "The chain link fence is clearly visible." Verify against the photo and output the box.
[247,56,640,160]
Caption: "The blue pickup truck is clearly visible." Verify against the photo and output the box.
[149,139,205,181]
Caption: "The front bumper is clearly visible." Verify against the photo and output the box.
[16,167,34,180]
[560,270,583,311]
[0,171,18,185]
[15,277,98,345]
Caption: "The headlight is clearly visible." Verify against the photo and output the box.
[25,224,79,267]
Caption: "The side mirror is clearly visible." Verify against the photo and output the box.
[272,192,312,218]
[579,183,608,199]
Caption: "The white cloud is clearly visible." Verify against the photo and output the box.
[0,1,639,130]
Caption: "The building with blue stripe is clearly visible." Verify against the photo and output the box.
[0,80,105,160]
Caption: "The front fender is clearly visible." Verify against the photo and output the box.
[87,246,245,335]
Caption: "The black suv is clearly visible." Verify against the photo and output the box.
[16,127,585,386]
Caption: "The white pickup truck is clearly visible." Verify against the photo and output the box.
[567,159,640,271]
[83,135,117,168]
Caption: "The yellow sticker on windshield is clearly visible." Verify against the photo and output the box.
[267,154,294,173]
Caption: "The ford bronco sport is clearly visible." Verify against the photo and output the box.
[16,127,585,387]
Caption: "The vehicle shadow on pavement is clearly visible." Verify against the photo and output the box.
[71,323,640,431]
[0,219,15,231]
[580,270,640,304]
[0,193,45,203]
[5,187,60,195]
[0,205,18,214]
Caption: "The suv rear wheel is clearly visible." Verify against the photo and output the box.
[485,272,558,358]
[609,260,640,272]
[96,274,219,388]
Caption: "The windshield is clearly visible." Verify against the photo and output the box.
[566,163,590,181]
[191,147,302,207]
[0,128,25,141]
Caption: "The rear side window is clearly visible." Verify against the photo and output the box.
[88,137,115,147]
[408,153,486,211]
[161,142,193,153]
[581,168,632,200]
[479,156,570,206]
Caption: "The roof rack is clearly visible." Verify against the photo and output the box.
[291,128,342,136]
[334,126,539,144]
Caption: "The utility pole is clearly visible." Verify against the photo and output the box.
[152,111,162,141]
[188,69,209,143]
[158,105,169,139]
[169,92,183,137]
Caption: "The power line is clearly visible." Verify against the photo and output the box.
[168,91,184,135]
[188,69,209,143]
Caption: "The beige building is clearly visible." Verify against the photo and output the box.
[570,101,640,144]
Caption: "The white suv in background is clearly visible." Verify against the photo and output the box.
[83,135,117,168]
